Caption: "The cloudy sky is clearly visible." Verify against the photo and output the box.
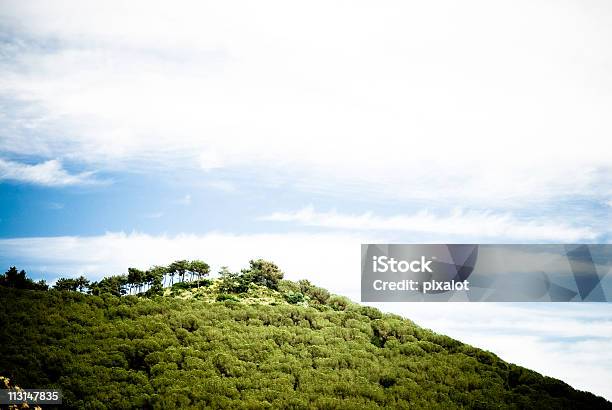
[1,0,612,400]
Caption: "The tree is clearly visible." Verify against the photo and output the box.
[242,259,284,290]
[146,266,166,294]
[168,260,189,284]
[189,260,210,288]
[0,266,26,288]
[54,278,79,292]
[89,275,128,296]
[128,268,145,294]
[75,276,90,292]
[35,279,49,291]
[218,266,249,294]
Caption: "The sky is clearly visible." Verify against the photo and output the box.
[1,0,612,400]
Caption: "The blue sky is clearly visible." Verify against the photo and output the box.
[1,0,612,401]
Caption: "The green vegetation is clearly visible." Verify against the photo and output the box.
[0,266,48,291]
[0,263,610,409]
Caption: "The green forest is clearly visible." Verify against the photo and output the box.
[0,261,610,409]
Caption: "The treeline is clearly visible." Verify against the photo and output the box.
[65,260,210,296]
[0,259,289,299]
[0,260,211,296]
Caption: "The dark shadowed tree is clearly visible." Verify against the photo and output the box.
[88,275,128,296]
[54,278,79,292]
[0,267,49,290]
[0,266,26,288]
[75,276,90,292]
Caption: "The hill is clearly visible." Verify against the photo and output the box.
[0,261,610,409]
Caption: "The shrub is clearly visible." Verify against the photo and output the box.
[305,286,330,304]
[216,293,239,302]
[327,295,351,311]
[284,291,305,305]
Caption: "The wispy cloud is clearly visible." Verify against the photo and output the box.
[261,206,598,242]
[0,158,99,186]
[1,1,612,204]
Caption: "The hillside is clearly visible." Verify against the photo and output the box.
[0,261,610,409]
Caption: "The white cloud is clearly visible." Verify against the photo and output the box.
[199,150,228,171]
[0,158,98,186]
[1,230,611,400]
[261,206,598,241]
[1,1,612,204]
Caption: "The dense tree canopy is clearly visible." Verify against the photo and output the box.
[0,263,610,409]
